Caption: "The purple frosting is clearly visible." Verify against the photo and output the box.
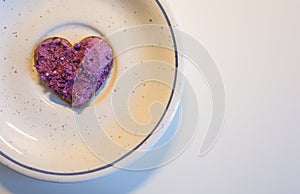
[34,36,113,107]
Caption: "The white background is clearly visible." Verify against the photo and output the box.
[1,0,300,193]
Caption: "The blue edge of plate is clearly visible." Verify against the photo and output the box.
[0,0,179,177]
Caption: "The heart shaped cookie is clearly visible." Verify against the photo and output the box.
[34,36,113,107]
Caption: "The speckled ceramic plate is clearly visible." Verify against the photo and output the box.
[0,0,182,182]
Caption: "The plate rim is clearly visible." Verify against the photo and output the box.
[0,0,181,182]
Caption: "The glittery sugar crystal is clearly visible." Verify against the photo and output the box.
[34,36,113,107]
